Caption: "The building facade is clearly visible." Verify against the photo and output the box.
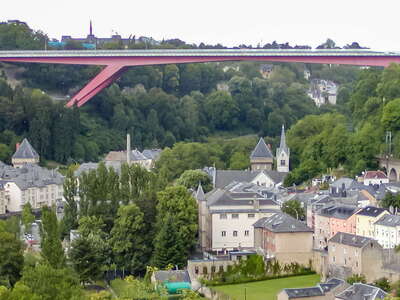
[374,214,400,249]
[355,206,389,238]
[276,125,290,173]
[11,138,39,168]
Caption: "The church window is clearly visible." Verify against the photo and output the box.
[233,231,238,237]
[245,230,249,236]
[221,231,226,237]
[280,160,285,166]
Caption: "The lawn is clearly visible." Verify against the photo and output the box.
[212,274,321,300]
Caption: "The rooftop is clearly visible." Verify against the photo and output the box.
[329,232,376,248]
[364,170,388,180]
[374,214,400,227]
[282,278,345,299]
[250,138,273,159]
[12,138,39,160]
[355,206,387,217]
[317,205,358,220]
[253,212,313,233]
[335,283,387,300]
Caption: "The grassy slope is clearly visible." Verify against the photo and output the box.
[212,274,320,300]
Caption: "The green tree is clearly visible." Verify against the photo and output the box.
[373,277,392,292]
[21,202,35,234]
[60,167,78,238]
[40,206,65,268]
[229,151,250,170]
[110,204,147,274]
[175,170,212,192]
[281,199,305,220]
[0,231,24,287]
[382,98,400,131]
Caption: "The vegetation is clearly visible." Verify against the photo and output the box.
[346,274,367,284]
[281,199,305,220]
[212,274,320,300]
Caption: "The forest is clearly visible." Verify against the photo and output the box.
[0,21,398,186]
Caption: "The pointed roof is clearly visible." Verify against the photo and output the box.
[195,182,205,201]
[279,125,288,150]
[12,138,39,160]
[250,138,273,159]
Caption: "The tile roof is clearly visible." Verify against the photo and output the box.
[253,212,313,233]
[214,169,287,189]
[364,171,387,180]
[142,149,162,160]
[250,138,273,159]
[194,182,205,201]
[355,206,387,217]
[374,214,400,227]
[329,232,376,248]
[335,283,387,300]
[12,138,39,160]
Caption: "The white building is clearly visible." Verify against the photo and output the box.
[195,181,280,251]
[363,171,389,186]
[308,79,338,107]
[276,125,290,173]
[0,163,64,213]
[374,214,400,249]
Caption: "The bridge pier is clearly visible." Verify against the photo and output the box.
[379,157,400,182]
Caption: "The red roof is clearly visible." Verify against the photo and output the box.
[364,170,387,180]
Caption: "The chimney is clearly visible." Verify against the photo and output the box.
[16,143,20,150]
[126,133,131,164]
[268,144,272,149]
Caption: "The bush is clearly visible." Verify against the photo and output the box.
[373,277,392,292]
[346,274,366,285]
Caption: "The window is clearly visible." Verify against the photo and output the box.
[333,256,336,262]
[245,230,249,236]
[221,231,226,237]
[280,160,285,166]
[248,214,255,218]
[233,231,238,237]
[232,214,239,219]
[220,213,227,219]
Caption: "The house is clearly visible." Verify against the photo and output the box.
[195,181,280,251]
[11,138,39,168]
[260,64,274,78]
[0,163,64,212]
[374,214,400,249]
[334,283,387,300]
[314,205,359,249]
[253,212,313,264]
[250,137,274,171]
[328,232,383,282]
[277,278,346,300]
[308,79,337,107]
[363,171,389,186]
[355,206,389,238]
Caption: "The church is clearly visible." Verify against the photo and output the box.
[204,125,290,188]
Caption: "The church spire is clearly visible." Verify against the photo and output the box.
[279,124,288,151]
[276,124,290,173]
[89,20,93,36]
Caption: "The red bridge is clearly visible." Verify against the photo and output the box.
[0,49,399,107]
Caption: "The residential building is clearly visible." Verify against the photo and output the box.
[363,170,389,186]
[374,214,400,249]
[250,137,274,171]
[195,181,280,251]
[259,64,274,78]
[328,232,383,282]
[11,138,39,168]
[276,125,290,173]
[314,205,359,249]
[0,182,6,214]
[355,206,389,238]
[308,79,337,107]
[277,278,346,300]
[0,163,64,212]
[335,283,387,300]
[253,212,313,264]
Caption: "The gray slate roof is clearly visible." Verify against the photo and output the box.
[335,283,387,300]
[214,170,287,189]
[250,138,273,159]
[253,212,313,233]
[142,149,162,160]
[283,278,344,299]
[194,182,205,201]
[356,206,387,217]
[12,138,39,160]
[153,270,191,283]
[317,205,358,220]
[374,214,400,227]
[329,232,376,248]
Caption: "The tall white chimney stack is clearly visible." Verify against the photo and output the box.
[127,133,131,164]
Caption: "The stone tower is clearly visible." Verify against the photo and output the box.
[276,125,290,173]
[250,137,273,171]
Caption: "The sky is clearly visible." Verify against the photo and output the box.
[1,0,400,50]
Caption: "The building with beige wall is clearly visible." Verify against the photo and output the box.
[253,212,313,265]
[250,138,274,171]
[355,206,389,239]
[0,182,6,214]
[328,232,383,282]
[11,138,39,168]
[374,214,400,249]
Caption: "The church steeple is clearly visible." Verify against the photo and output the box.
[89,20,93,36]
[276,125,290,172]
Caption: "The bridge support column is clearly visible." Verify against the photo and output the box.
[66,64,127,107]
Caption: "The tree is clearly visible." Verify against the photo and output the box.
[69,236,104,283]
[0,231,24,287]
[20,264,83,300]
[373,277,391,292]
[281,199,305,220]
[175,170,212,192]
[40,206,65,268]
[60,167,78,238]
[21,202,35,234]
[110,204,147,274]
[152,214,185,268]
[382,98,400,131]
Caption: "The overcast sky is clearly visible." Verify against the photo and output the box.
[1,0,399,50]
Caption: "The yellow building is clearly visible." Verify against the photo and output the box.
[355,206,389,239]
